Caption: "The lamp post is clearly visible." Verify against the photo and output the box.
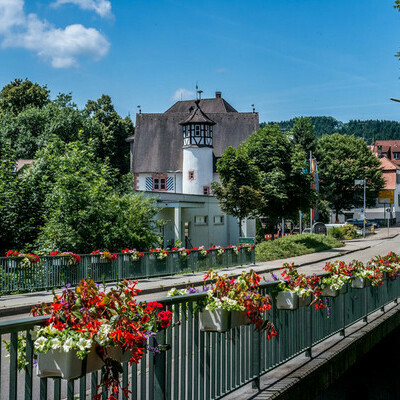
[355,179,366,238]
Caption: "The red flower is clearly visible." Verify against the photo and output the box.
[50,251,58,256]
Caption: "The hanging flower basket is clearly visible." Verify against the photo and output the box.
[199,309,230,332]
[230,311,251,329]
[298,293,312,308]
[321,287,339,297]
[276,292,299,310]
[37,346,103,380]
[351,276,366,289]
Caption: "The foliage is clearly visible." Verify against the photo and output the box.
[32,139,160,253]
[0,78,50,115]
[243,125,316,235]
[31,278,173,399]
[264,117,400,144]
[329,224,359,240]
[202,269,277,336]
[255,234,343,262]
[315,134,385,221]
[292,117,317,154]
[211,146,262,235]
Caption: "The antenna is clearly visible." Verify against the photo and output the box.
[137,105,141,114]
[251,104,255,113]
[197,90,203,100]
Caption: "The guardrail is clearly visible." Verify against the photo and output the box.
[0,248,255,295]
[1,274,399,399]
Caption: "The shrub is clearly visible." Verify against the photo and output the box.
[329,225,359,240]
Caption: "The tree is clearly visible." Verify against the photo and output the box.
[211,146,262,236]
[84,95,134,176]
[292,117,317,154]
[0,78,50,115]
[33,139,160,253]
[242,125,315,236]
[314,133,385,221]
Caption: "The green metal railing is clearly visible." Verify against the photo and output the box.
[0,248,255,295]
[1,274,400,399]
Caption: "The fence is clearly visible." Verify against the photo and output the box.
[0,248,255,295]
[1,274,400,399]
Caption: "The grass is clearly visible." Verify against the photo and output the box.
[255,234,344,262]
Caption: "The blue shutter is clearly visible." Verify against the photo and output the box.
[145,177,153,191]
[167,177,174,191]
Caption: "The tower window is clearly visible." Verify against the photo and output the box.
[152,174,168,191]
[203,186,210,195]
[188,170,195,181]
[195,125,200,136]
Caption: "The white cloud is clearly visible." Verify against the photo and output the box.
[51,0,113,18]
[0,0,25,34]
[0,0,110,68]
[172,88,195,101]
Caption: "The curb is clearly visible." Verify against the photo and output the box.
[0,245,371,319]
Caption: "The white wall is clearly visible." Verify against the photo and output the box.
[182,148,213,195]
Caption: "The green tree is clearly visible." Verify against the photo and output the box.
[84,95,134,176]
[315,133,385,221]
[243,125,316,236]
[0,78,50,115]
[33,138,159,253]
[292,116,317,154]
[211,146,262,236]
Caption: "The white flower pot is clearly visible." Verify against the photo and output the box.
[230,311,251,329]
[351,277,366,289]
[199,309,230,332]
[321,287,339,297]
[298,294,312,308]
[37,346,103,380]
[276,292,299,310]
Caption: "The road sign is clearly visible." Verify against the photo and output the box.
[239,237,255,245]
[378,190,394,204]
[354,179,365,185]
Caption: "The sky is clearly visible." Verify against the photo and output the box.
[1,0,400,123]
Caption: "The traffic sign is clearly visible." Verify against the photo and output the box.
[378,190,394,204]
[239,237,255,245]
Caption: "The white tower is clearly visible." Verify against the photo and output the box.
[180,100,215,195]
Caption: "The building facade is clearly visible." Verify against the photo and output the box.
[127,92,258,247]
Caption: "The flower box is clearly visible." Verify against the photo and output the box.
[298,294,312,308]
[37,346,103,380]
[351,277,366,289]
[107,347,132,363]
[276,292,299,310]
[339,284,348,294]
[230,311,251,329]
[321,287,339,297]
[199,309,230,332]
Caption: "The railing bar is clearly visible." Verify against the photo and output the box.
[193,309,199,400]
[39,378,48,400]
[188,302,193,400]
[122,361,128,393]
[91,371,98,400]
[181,302,187,400]
[166,305,173,400]
[205,333,210,400]
[149,337,154,400]
[67,379,75,400]
[79,375,86,400]
[222,331,226,395]
[25,330,34,400]
[131,362,138,400]
[54,378,62,400]
[140,352,147,400]
[173,305,180,400]
[9,331,18,400]
[231,328,236,389]
[211,332,216,399]
[226,329,231,392]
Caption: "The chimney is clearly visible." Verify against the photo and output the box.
[215,91,222,98]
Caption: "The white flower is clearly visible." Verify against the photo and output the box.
[34,336,47,352]
[77,338,91,351]
[51,338,62,350]
[62,337,74,353]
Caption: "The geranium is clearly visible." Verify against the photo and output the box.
[227,245,240,255]
[202,269,276,336]
[5,250,40,267]
[198,246,209,257]
[210,245,225,257]
[149,248,169,260]
[31,279,173,400]
[50,251,81,264]
[91,250,117,262]
[178,247,191,259]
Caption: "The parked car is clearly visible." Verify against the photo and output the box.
[346,219,375,228]
[301,228,312,234]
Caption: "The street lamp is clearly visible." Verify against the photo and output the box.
[354,179,366,238]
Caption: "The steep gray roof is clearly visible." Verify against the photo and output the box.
[165,98,237,114]
[131,111,259,173]
[180,101,215,125]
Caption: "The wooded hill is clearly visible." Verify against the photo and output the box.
[262,117,400,143]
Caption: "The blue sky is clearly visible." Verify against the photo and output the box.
[1,0,400,123]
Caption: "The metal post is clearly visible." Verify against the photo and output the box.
[154,331,167,399]
[310,151,313,229]
[299,210,302,234]
[363,179,366,238]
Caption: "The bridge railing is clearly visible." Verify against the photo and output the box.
[0,247,255,295]
[1,274,399,400]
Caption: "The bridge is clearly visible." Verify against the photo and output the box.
[1,229,400,399]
